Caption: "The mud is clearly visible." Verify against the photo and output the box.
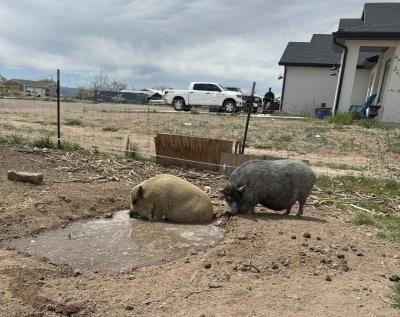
[4,210,223,272]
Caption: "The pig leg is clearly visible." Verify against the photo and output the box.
[297,199,306,216]
[284,207,292,215]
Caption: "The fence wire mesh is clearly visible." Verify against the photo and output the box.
[0,97,399,179]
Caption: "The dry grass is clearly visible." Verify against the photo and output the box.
[0,99,399,178]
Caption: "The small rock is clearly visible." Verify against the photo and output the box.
[208,282,223,289]
[350,245,357,251]
[299,251,307,257]
[337,254,345,259]
[291,235,297,239]
[190,250,198,255]
[72,269,81,277]
[301,242,309,247]
[389,275,400,282]
[321,258,327,264]
[237,235,247,240]
[356,252,364,257]
[184,257,190,263]
[271,264,279,270]
[342,247,349,252]
[217,250,226,257]
[125,305,134,311]
[313,201,321,207]
[203,263,211,269]
[104,213,113,219]
[108,197,116,202]
[303,232,311,239]
[325,275,332,282]
[316,236,321,241]
[278,231,284,235]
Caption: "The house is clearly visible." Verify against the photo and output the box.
[279,2,400,123]
[2,79,56,97]
[279,34,374,113]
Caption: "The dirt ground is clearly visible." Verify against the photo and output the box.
[0,145,399,317]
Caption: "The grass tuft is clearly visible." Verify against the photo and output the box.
[31,137,56,149]
[64,119,83,126]
[394,283,400,309]
[103,127,119,132]
[328,112,358,125]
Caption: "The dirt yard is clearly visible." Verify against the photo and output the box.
[0,144,399,317]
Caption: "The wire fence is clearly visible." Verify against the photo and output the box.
[0,96,400,179]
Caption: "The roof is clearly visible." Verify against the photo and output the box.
[279,34,374,67]
[335,3,400,37]
[5,79,56,88]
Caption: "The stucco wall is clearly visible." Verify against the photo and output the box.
[282,66,370,114]
[282,66,338,113]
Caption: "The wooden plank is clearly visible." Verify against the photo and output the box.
[154,134,233,171]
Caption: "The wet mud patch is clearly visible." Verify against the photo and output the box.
[4,210,224,272]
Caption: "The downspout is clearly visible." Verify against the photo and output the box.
[280,66,287,111]
[333,34,347,115]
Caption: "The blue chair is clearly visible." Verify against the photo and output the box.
[348,94,377,119]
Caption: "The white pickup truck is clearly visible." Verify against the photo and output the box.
[165,82,244,113]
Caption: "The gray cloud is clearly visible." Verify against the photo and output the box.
[0,0,389,94]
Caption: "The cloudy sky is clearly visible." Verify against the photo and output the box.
[0,0,389,94]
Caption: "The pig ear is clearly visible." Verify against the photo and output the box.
[137,185,145,198]
[236,185,246,192]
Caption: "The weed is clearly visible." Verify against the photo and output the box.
[103,127,119,132]
[0,134,26,145]
[126,143,142,160]
[190,110,200,115]
[328,112,358,125]
[64,119,82,126]
[32,137,56,149]
[60,141,84,152]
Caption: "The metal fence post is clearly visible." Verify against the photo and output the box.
[57,69,61,148]
[241,82,256,154]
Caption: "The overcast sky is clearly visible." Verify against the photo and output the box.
[0,0,390,94]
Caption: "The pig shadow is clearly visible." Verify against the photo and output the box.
[240,211,326,223]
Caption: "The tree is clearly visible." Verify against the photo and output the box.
[0,74,6,83]
[107,80,127,92]
[76,86,92,100]
[91,70,109,92]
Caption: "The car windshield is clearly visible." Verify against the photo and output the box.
[225,87,242,93]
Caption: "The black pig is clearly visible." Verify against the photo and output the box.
[221,159,315,216]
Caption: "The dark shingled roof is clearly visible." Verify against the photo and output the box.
[279,34,374,67]
[6,79,55,88]
[336,3,400,35]
[279,34,342,67]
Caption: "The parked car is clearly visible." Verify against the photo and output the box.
[225,87,262,113]
[165,82,244,113]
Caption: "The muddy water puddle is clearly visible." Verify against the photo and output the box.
[5,210,224,272]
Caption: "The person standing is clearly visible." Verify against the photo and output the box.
[263,87,275,113]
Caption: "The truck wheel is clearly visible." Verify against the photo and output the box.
[223,100,236,113]
[173,98,185,111]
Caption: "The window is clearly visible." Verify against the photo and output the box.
[206,84,221,92]
[193,83,208,91]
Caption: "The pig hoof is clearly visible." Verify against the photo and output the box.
[296,213,303,217]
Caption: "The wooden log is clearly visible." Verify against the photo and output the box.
[7,170,43,185]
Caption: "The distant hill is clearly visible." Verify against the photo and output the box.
[60,87,78,97]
